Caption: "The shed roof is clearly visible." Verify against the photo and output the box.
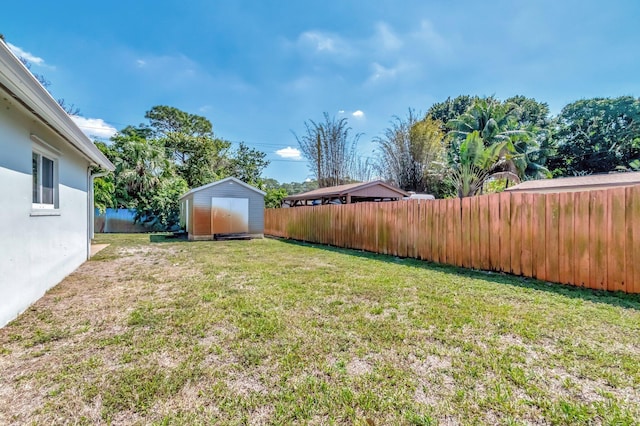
[179,176,266,200]
[0,40,114,171]
[284,180,409,201]
[504,172,640,193]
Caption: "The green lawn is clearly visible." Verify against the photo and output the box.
[1,234,639,425]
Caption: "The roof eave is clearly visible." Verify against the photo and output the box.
[179,177,266,200]
[283,180,410,201]
[0,41,114,171]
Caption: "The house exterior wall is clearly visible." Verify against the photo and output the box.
[0,96,91,327]
[187,180,264,238]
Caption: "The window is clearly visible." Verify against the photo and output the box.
[32,150,58,210]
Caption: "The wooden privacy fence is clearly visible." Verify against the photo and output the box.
[265,186,640,294]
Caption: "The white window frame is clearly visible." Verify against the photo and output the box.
[31,135,60,213]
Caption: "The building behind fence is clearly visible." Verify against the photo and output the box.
[264,186,640,294]
[95,208,148,233]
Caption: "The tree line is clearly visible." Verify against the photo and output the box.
[294,95,640,199]
[95,106,270,230]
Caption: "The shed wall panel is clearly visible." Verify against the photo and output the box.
[187,180,264,237]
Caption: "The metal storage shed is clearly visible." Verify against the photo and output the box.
[179,177,266,240]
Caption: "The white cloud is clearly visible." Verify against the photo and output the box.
[352,110,365,118]
[276,146,302,160]
[368,62,400,82]
[338,110,346,114]
[414,20,449,53]
[298,31,343,53]
[70,116,117,140]
[135,59,146,67]
[374,22,402,51]
[7,42,49,67]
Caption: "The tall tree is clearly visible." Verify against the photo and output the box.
[226,142,270,186]
[375,111,445,193]
[550,97,640,176]
[100,126,189,230]
[506,95,552,129]
[426,95,478,131]
[295,113,360,187]
[145,105,230,188]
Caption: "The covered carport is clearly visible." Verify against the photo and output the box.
[282,180,409,207]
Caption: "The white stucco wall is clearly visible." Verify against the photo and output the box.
[0,96,91,327]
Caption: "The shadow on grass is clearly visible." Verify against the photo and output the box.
[273,237,640,311]
[149,233,188,243]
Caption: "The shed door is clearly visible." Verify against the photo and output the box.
[211,197,249,234]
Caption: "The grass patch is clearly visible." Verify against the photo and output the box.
[0,233,639,424]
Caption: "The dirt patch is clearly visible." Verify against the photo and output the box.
[346,358,373,376]
[0,242,202,425]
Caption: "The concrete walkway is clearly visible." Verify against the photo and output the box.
[90,244,109,257]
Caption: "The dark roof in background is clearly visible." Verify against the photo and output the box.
[505,172,640,193]
[284,180,409,201]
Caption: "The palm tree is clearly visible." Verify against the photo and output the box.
[448,97,551,182]
[449,131,520,197]
[115,137,170,196]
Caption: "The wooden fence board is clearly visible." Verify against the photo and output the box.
[393,202,401,256]
[390,202,397,256]
[416,200,429,260]
[442,199,450,264]
[545,193,560,284]
[445,199,454,265]
[407,201,415,258]
[437,200,447,263]
[405,201,412,257]
[510,193,522,275]
[499,192,511,273]
[417,202,424,260]
[393,202,407,257]
[426,200,434,261]
[629,186,640,294]
[489,194,501,271]
[433,201,441,262]
[451,198,462,267]
[557,192,575,285]
[430,201,440,263]
[470,196,481,269]
[414,201,421,259]
[478,196,490,271]
[449,198,456,266]
[415,201,424,260]
[589,191,607,290]
[608,188,626,292]
[520,194,533,277]
[406,202,414,258]
[574,191,590,287]
[461,197,472,268]
[367,202,375,252]
[532,194,547,281]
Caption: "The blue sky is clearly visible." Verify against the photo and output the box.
[3,1,639,183]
